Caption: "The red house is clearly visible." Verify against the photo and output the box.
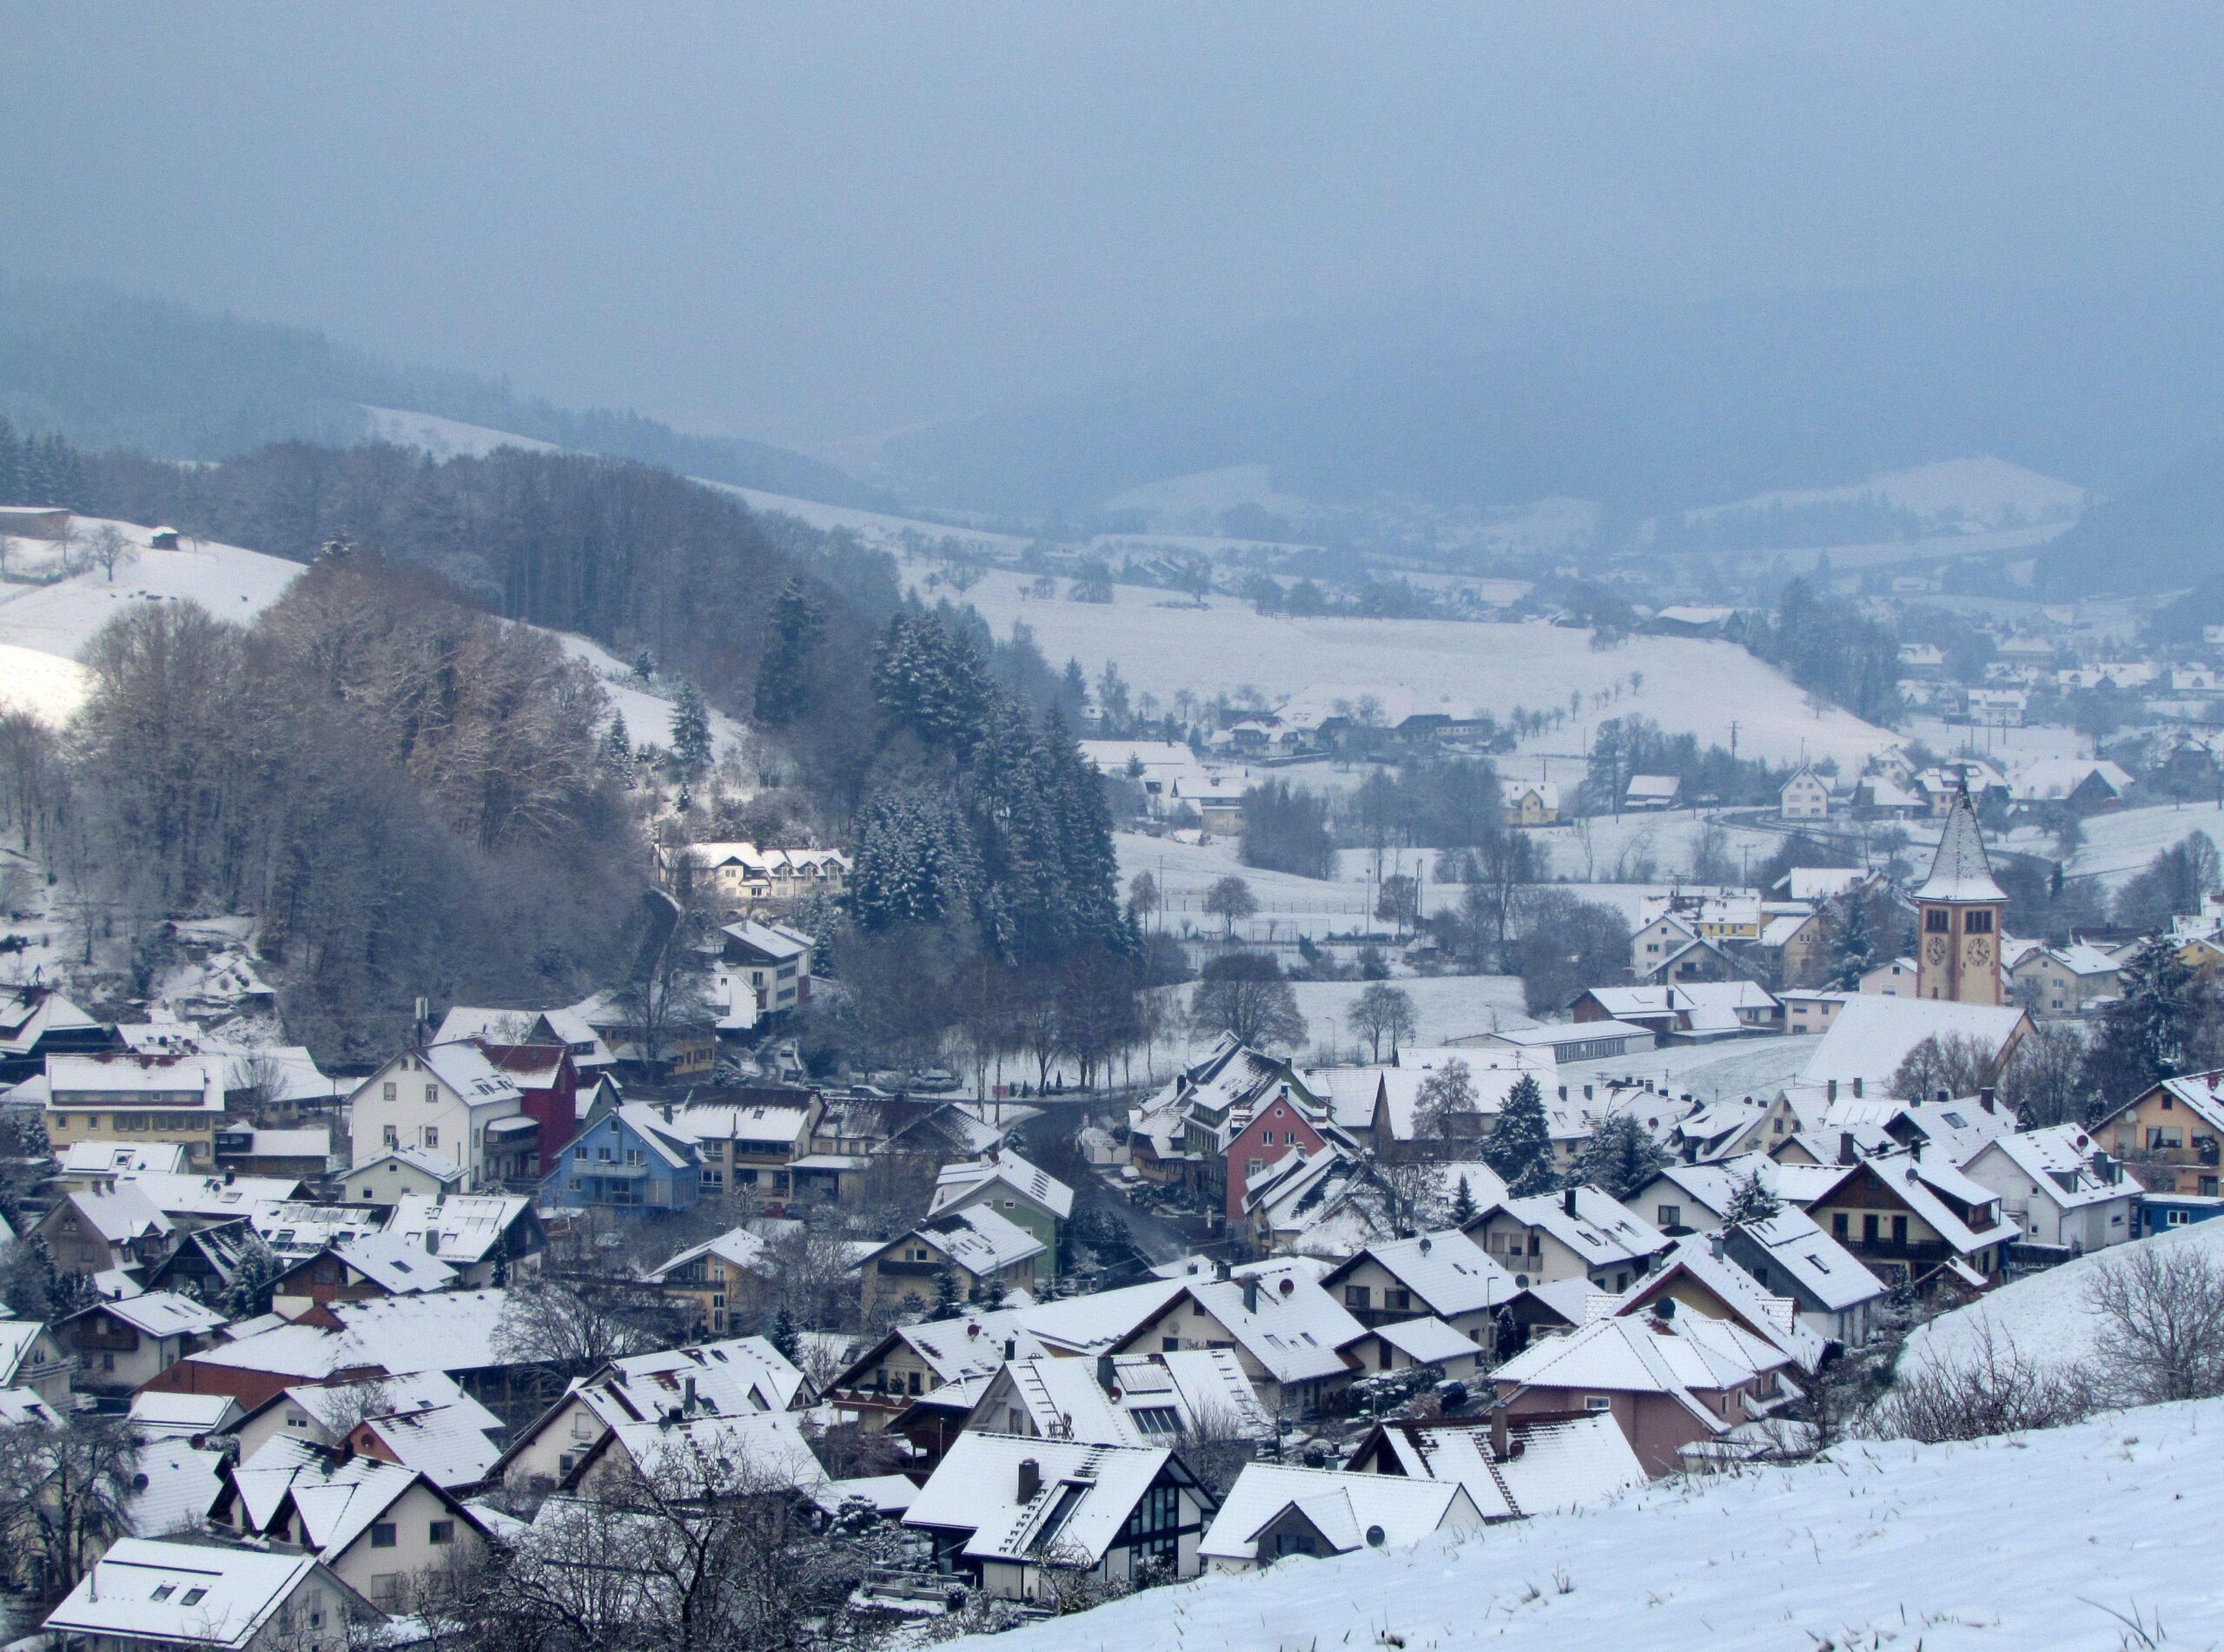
[479,1042,581,1177]
[1224,1087,1329,1222]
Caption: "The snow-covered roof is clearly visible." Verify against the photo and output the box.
[0,1385,61,1429]
[78,1289,227,1340]
[1324,1230,1514,1318]
[228,1437,430,1559]
[897,1206,1045,1276]
[646,1225,771,1285]
[579,1336,812,1421]
[1616,1239,1829,1371]
[973,1350,1274,1448]
[58,1184,174,1245]
[904,1432,1175,1566]
[1797,997,2027,1093]
[380,1193,532,1265]
[596,1405,822,1490]
[1814,1153,2018,1255]
[1479,1186,1670,1269]
[1914,783,2005,902]
[325,1231,461,1295]
[344,1146,464,1186]
[129,1391,244,1439]
[46,1052,223,1107]
[43,1539,342,1650]
[1017,1278,1192,1357]
[1494,1312,1790,1425]
[414,1041,526,1108]
[57,1140,189,1177]
[1350,1411,1645,1517]
[1965,1124,2132,1213]
[328,1288,520,1376]
[115,1170,304,1220]
[1373,1315,1482,1365]
[123,1437,226,1539]
[719,918,813,962]
[1162,1260,1367,1384]
[1731,1208,1886,1312]
[929,1147,1075,1220]
[1200,1464,1473,1562]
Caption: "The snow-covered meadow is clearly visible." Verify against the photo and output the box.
[950,1396,2224,1652]
[939,568,1898,770]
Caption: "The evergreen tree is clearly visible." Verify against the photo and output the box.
[1829,894,1875,988]
[1722,1171,1783,1226]
[1450,1173,1478,1226]
[932,1264,961,1319]
[669,679,712,770]
[597,711,632,782]
[220,1234,285,1320]
[2083,937,2215,1107]
[1574,1114,1671,1202]
[751,578,826,727]
[632,647,656,684]
[1484,1074,1552,1192]
[770,1305,801,1365]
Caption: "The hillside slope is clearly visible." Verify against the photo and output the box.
[960,1398,2224,1652]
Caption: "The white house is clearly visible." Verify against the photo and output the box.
[345,1044,531,1189]
[1198,1464,1481,1572]
[42,1538,375,1652]
[1958,1124,2136,1253]
[1779,767,1832,821]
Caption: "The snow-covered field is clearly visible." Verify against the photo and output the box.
[1698,455,2087,529]
[1903,1215,2224,1379]
[1556,1032,1823,1106]
[1290,975,1534,1057]
[0,516,737,758]
[2054,800,2224,888]
[359,405,562,459]
[956,1396,2224,1652]
[943,569,1897,770]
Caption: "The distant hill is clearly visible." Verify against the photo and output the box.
[0,269,889,508]
[2035,438,2224,602]
[882,281,2224,522]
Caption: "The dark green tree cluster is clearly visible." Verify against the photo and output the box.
[0,418,83,506]
[1745,577,1903,725]
[1484,1074,1559,1195]
[1238,779,1336,878]
[853,611,1127,969]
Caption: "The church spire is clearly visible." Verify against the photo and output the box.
[1916,777,2004,904]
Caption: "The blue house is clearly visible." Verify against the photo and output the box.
[2137,1193,2224,1239]
[544,1103,702,1211]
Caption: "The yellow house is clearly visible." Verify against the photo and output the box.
[2096,1072,2224,1196]
[43,1052,228,1171]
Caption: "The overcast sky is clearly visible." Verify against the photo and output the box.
[6,3,2220,453]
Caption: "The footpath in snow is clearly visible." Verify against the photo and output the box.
[955,1399,2224,1652]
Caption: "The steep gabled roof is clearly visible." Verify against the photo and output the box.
[1915,783,2005,903]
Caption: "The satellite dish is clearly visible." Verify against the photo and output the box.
[1514,1273,1530,1289]
[1365,1524,1387,1548]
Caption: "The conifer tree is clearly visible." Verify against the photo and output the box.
[751,578,825,727]
[1485,1074,1553,1192]
[1722,1170,1782,1226]
[598,711,632,782]
[1450,1173,1478,1226]
[670,679,712,770]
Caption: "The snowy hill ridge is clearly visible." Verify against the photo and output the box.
[957,1400,2222,1651]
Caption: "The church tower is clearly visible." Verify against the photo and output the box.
[1914,778,2005,1005]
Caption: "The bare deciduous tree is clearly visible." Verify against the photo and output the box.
[0,1411,142,1606]
[2085,1245,2224,1404]
[1865,1320,2093,1444]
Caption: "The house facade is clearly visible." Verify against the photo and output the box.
[345,1044,532,1190]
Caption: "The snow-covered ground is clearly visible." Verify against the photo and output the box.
[953,1396,2224,1652]
[1555,1032,1823,1106]
[1290,975,1534,1058]
[943,568,1898,770]
[359,405,562,459]
[1697,455,2087,531]
[1904,1215,2224,1380]
[2051,800,2224,889]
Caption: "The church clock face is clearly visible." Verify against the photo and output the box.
[1925,935,1949,966]
[1969,936,1993,966]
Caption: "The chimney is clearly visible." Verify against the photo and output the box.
[1980,1088,1996,1113]
[1584,1085,1593,1100]
[1710,1233,1726,1260]
[1562,1186,1578,1217]
[1838,1131,1857,1166]
[1003,1338,1016,1360]
[1827,1079,1838,1102]
[1935,1088,1949,1105]
[1910,1139,1925,1162]
[1418,1235,1433,1255]
[422,1227,438,1253]
[1017,1457,1042,1502]
[1489,1404,1509,1461]
[1558,1085,1567,1100]
[1096,1354,1116,1393]
[1242,1275,1260,1314]
[1852,1078,1863,1100]
[684,1376,697,1414]
[1651,1296,1676,1322]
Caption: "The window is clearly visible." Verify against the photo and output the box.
[382,1082,397,1101]
[574,1146,586,1161]
[1386,1289,1411,1312]
[1891,1216,1908,1246]
[429,1520,455,1545]
[383,1126,399,1148]
[181,1589,207,1607]
[423,1127,439,1148]
[371,1522,397,1548]
[1656,1205,1681,1228]
[424,1084,438,1104]
[2168,1209,2190,1227]
[1863,1214,1880,1243]
[1343,1285,1372,1310]
[1584,1395,1612,1412]
[1925,910,1950,933]
[1965,910,1993,934]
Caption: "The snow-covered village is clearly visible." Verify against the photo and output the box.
[3,8,2224,1649]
